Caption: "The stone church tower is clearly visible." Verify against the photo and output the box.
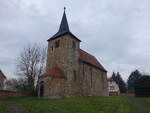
[38,9,108,98]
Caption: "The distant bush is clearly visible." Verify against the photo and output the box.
[134,75,150,97]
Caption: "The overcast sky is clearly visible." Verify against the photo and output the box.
[0,0,150,81]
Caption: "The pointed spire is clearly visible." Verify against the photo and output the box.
[48,7,81,42]
[58,7,70,33]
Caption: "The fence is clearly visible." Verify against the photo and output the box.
[0,90,26,99]
[120,93,135,96]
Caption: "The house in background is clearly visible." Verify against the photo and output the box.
[0,70,6,90]
[108,78,120,96]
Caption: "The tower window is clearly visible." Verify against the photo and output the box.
[72,40,76,48]
[55,40,60,48]
[74,70,76,81]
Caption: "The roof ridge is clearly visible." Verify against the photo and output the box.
[79,49,107,72]
[80,49,95,57]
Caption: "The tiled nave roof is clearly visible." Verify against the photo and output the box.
[79,49,107,72]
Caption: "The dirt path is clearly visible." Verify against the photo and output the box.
[7,103,27,113]
[129,97,150,113]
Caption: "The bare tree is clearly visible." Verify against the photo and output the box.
[16,44,46,95]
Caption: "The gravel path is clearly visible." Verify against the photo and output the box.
[129,97,150,113]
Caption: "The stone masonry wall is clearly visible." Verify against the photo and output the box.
[39,62,108,98]
[0,75,5,90]
[46,35,80,71]
[78,62,108,96]
[0,90,26,99]
[39,77,66,98]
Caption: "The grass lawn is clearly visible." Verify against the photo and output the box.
[0,96,143,113]
[140,97,150,104]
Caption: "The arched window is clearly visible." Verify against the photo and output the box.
[51,46,53,51]
[55,40,60,48]
[74,70,76,81]
[72,40,76,48]
[83,64,85,78]
[90,68,92,88]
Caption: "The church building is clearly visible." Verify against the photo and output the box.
[38,9,108,98]
[0,70,6,90]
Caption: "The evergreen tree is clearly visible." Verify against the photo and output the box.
[111,72,116,81]
[111,72,127,93]
[115,72,127,93]
[134,75,150,97]
[127,70,142,93]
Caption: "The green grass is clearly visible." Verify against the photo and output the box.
[140,97,150,104]
[0,101,7,113]
[0,96,139,113]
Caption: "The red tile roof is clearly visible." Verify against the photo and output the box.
[42,67,64,78]
[107,78,113,82]
[79,49,107,72]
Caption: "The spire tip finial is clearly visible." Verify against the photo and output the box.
[64,7,66,11]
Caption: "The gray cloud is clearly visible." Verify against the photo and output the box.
[0,0,150,80]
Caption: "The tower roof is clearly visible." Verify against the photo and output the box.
[58,7,70,33]
[48,8,81,42]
